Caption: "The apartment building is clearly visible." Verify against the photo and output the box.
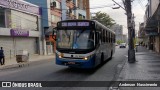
[111,24,123,42]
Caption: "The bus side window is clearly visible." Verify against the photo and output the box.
[109,33,110,43]
[103,30,105,43]
[99,32,102,44]
[104,30,106,42]
[114,35,116,43]
[111,33,113,43]
[96,32,99,45]
[106,31,108,43]
[101,29,103,43]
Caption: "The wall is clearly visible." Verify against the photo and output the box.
[25,0,49,27]
[11,10,38,30]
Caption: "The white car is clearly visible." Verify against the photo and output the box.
[119,43,126,48]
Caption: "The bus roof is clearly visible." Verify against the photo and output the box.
[57,19,115,34]
[92,20,115,34]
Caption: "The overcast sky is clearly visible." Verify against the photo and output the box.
[90,0,148,35]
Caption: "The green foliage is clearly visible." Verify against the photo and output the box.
[116,40,124,44]
[92,11,116,28]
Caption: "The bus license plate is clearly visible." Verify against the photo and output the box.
[67,62,75,65]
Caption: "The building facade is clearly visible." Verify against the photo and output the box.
[62,0,90,20]
[25,0,62,55]
[111,24,123,42]
[142,0,160,53]
[25,0,90,55]
[0,0,42,58]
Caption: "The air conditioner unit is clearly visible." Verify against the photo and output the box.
[50,1,56,7]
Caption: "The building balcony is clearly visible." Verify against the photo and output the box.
[50,9,62,17]
[66,0,75,9]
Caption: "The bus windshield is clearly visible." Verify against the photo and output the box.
[57,30,94,50]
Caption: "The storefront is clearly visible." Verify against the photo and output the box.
[0,0,42,58]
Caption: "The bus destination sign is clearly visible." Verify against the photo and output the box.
[61,22,90,27]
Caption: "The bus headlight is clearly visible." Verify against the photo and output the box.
[83,54,94,60]
[84,57,88,60]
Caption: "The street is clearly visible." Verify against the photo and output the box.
[0,46,128,90]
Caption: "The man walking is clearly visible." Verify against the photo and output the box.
[0,47,5,65]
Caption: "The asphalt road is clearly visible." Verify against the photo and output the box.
[0,46,128,90]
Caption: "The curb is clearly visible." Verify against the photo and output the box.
[0,57,55,70]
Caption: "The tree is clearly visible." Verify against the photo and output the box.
[116,40,124,44]
[92,11,116,28]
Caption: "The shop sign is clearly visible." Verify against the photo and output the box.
[10,29,29,37]
[0,0,40,15]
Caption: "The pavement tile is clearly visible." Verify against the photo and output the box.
[117,46,160,90]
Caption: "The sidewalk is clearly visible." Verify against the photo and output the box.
[0,54,55,70]
[117,46,160,90]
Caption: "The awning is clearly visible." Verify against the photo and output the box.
[44,26,55,35]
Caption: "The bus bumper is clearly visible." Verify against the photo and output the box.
[56,56,96,69]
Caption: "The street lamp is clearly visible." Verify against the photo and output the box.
[112,6,120,9]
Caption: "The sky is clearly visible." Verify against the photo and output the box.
[90,0,148,35]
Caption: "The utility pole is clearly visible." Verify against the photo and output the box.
[125,0,136,63]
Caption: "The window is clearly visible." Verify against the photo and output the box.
[96,32,100,45]
[111,34,112,43]
[0,8,5,27]
[77,0,83,9]
[102,30,105,42]
[78,14,83,19]
[106,31,108,42]
[108,32,110,43]
[50,0,61,9]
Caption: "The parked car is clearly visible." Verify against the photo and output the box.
[119,43,126,48]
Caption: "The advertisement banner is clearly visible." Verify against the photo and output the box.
[10,29,29,37]
[0,0,40,15]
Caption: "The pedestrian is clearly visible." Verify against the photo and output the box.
[0,47,5,65]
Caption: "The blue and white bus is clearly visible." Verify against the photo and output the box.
[55,20,115,68]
